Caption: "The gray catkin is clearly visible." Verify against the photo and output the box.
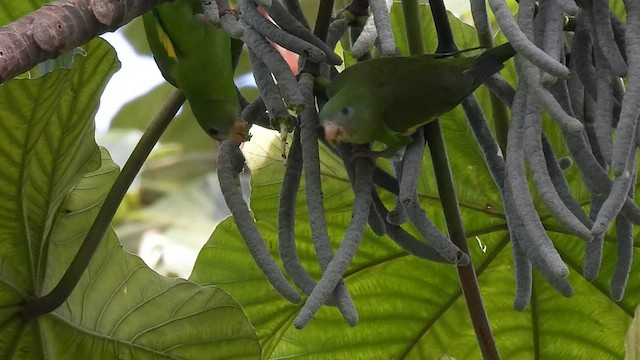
[370,192,448,263]
[610,11,627,58]
[351,0,395,58]
[506,82,569,279]
[540,134,593,229]
[584,94,608,166]
[488,0,570,78]
[405,203,469,265]
[557,0,579,15]
[294,157,374,329]
[485,74,516,107]
[282,0,310,29]
[241,96,268,125]
[278,128,357,312]
[320,18,350,79]
[517,0,582,133]
[215,0,244,38]
[247,49,290,125]
[202,0,220,24]
[591,0,628,77]
[242,22,305,111]
[504,184,574,298]
[217,140,301,303]
[463,91,571,304]
[368,0,396,56]
[267,1,343,65]
[610,171,636,301]
[399,129,426,206]
[591,150,637,236]
[613,76,625,127]
[539,0,564,86]
[387,157,409,225]
[521,59,584,133]
[552,76,640,226]
[593,51,615,165]
[298,74,358,325]
[583,195,605,280]
[461,97,505,188]
[510,232,533,311]
[572,13,598,102]
[524,127,593,241]
[610,0,640,176]
[469,0,491,36]
[336,143,387,236]
[563,129,640,225]
[240,0,328,64]
[278,127,314,294]
[610,215,634,301]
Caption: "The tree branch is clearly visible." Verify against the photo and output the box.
[0,0,173,84]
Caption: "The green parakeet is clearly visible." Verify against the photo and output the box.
[319,43,516,156]
[143,0,247,143]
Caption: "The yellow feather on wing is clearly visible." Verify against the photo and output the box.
[155,21,178,61]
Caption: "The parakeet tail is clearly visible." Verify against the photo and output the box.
[479,42,517,64]
[465,42,516,88]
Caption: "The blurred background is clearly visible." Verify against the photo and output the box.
[96,0,472,279]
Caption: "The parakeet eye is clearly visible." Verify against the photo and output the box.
[208,128,219,137]
[340,107,352,116]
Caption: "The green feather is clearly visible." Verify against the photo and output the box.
[319,43,516,154]
[143,0,244,141]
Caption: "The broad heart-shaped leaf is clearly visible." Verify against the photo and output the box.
[0,37,260,358]
[39,149,260,359]
[191,120,639,359]
[191,9,640,360]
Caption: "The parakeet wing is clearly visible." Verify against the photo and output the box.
[142,8,181,86]
[328,43,515,135]
[143,0,243,141]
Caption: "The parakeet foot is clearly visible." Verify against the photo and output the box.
[219,8,239,19]
[349,148,397,162]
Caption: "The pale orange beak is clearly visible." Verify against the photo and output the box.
[323,122,340,145]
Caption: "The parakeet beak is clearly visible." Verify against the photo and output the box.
[228,119,251,144]
[323,121,340,145]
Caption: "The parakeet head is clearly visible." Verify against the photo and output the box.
[188,96,245,142]
[318,93,377,145]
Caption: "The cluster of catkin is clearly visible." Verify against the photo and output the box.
[212,0,639,327]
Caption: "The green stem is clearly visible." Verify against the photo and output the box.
[402,0,500,358]
[401,0,425,54]
[22,90,186,320]
[425,122,500,360]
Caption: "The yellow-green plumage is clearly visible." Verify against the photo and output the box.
[143,0,243,141]
[319,43,516,155]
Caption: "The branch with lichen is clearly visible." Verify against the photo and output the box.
[0,0,173,83]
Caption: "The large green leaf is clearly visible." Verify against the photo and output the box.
[190,6,639,360]
[0,37,260,359]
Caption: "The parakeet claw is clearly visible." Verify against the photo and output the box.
[219,8,239,19]
[348,148,388,162]
[229,120,251,144]
[348,147,400,161]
